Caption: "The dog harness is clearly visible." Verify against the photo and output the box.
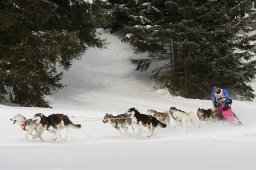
[134,116,153,126]
[21,121,28,131]
[49,114,64,119]
[146,116,154,124]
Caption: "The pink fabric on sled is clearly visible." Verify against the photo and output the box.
[219,104,234,122]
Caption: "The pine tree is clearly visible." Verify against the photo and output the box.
[108,0,256,100]
[0,0,104,107]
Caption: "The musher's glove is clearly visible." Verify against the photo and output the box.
[224,102,231,109]
[227,100,232,105]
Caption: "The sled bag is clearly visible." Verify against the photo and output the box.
[219,104,234,122]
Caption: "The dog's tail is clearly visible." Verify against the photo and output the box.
[63,115,81,129]
[157,120,167,128]
[69,123,81,129]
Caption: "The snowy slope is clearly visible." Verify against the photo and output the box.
[0,29,256,170]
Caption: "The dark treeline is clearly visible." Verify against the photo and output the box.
[1,0,256,107]
[107,0,256,100]
[0,0,104,107]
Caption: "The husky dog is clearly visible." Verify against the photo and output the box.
[169,107,198,130]
[197,108,242,125]
[33,113,81,141]
[197,108,219,122]
[127,108,166,137]
[103,113,134,134]
[10,114,44,141]
[147,109,170,127]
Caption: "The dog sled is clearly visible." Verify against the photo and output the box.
[217,103,242,125]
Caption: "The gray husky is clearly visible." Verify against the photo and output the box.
[103,113,134,135]
[147,109,170,127]
[10,114,44,141]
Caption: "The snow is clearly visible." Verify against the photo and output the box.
[146,25,153,29]
[1,29,256,170]
[125,33,132,39]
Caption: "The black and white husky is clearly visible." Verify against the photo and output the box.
[197,108,219,122]
[169,107,198,130]
[147,109,170,127]
[33,113,81,141]
[127,108,166,137]
[103,113,134,135]
[10,114,44,141]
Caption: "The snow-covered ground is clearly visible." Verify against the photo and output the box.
[1,30,256,170]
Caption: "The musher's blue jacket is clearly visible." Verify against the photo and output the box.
[211,89,232,106]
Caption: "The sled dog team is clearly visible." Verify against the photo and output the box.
[10,106,241,141]
[103,107,241,137]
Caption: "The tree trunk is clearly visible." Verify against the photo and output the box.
[183,47,189,97]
